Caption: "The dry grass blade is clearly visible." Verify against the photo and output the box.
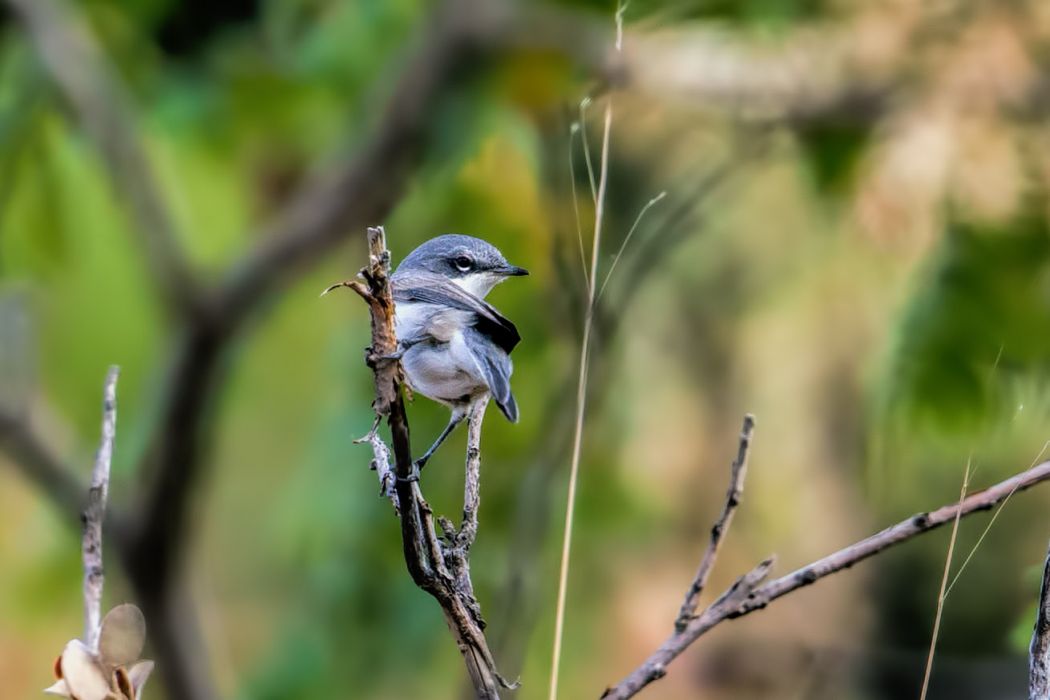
[596,191,667,304]
[568,123,590,288]
[944,441,1050,599]
[919,457,971,700]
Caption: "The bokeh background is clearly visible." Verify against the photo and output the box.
[3,0,1050,698]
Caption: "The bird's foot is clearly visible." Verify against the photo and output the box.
[397,459,425,483]
[364,345,403,366]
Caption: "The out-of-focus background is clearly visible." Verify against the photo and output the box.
[3,0,1050,698]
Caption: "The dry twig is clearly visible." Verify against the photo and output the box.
[83,366,120,650]
[675,414,755,630]
[602,458,1050,699]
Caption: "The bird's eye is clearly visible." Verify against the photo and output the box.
[454,255,473,272]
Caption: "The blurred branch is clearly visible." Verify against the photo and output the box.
[83,366,119,650]
[340,226,512,699]
[1030,539,1050,700]
[0,408,85,520]
[675,414,754,631]
[2,0,199,315]
[217,0,504,324]
[602,459,1050,699]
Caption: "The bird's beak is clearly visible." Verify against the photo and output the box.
[497,264,529,277]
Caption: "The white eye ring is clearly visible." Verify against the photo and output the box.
[454,256,472,272]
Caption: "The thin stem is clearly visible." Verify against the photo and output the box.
[579,99,598,205]
[596,191,666,304]
[944,440,1050,598]
[919,457,970,700]
[568,124,590,288]
[549,8,623,700]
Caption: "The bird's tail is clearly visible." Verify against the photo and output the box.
[495,390,519,423]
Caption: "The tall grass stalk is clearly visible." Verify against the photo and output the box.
[548,7,625,699]
[919,458,971,700]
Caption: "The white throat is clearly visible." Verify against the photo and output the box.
[452,272,502,299]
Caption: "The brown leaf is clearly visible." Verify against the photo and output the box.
[98,604,146,669]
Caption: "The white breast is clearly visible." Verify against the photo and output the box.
[400,331,485,405]
[394,300,486,405]
[395,301,472,344]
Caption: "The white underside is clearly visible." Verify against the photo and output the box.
[396,301,486,410]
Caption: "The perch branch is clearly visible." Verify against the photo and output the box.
[336,226,512,699]
[1030,539,1050,699]
[459,395,489,550]
[675,414,755,630]
[83,366,119,650]
[602,458,1050,699]
[2,0,198,315]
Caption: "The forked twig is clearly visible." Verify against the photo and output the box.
[602,457,1050,699]
[675,414,755,631]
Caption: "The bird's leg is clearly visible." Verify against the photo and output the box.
[406,412,467,479]
[369,335,427,363]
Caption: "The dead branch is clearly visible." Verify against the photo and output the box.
[83,366,119,650]
[1031,539,1050,699]
[339,226,512,699]
[602,458,1050,699]
[675,414,755,630]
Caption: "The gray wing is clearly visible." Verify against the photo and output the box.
[391,272,521,354]
[465,327,518,422]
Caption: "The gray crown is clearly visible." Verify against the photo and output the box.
[396,234,523,279]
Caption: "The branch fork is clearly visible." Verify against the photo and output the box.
[603,418,1050,699]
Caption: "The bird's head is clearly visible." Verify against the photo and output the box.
[396,234,528,298]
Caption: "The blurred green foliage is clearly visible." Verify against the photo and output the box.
[2,1,1050,699]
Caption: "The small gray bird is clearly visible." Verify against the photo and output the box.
[390,234,528,474]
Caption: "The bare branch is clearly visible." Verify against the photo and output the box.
[341,226,512,699]
[675,414,755,630]
[459,396,489,551]
[2,0,198,314]
[83,366,119,650]
[217,0,506,325]
[603,459,1050,699]
[1031,539,1050,700]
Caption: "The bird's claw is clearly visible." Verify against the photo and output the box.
[397,460,424,483]
[364,345,406,366]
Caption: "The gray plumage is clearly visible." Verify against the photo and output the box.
[390,234,527,470]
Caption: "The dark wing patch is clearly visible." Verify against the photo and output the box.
[465,328,518,422]
[391,272,521,353]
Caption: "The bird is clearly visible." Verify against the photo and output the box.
[389,234,528,477]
